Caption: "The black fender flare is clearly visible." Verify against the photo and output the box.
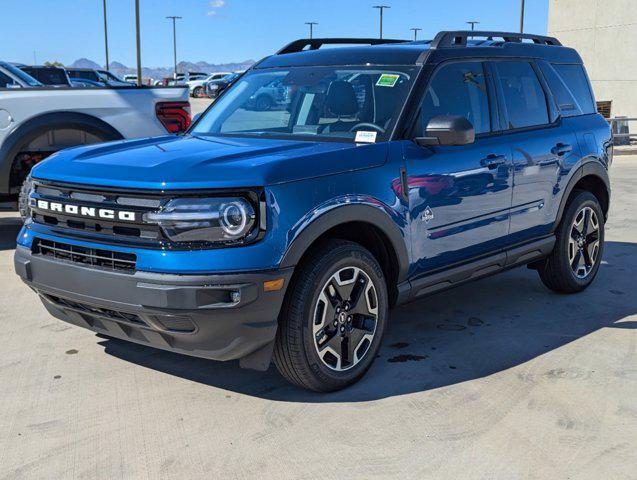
[552,159,610,231]
[0,112,124,194]
[279,204,410,283]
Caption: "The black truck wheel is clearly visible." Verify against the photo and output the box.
[538,190,605,293]
[274,239,388,392]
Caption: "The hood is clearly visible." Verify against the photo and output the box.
[31,134,388,190]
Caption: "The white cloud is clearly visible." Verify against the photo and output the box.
[207,0,226,15]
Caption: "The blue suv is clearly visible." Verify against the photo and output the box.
[14,31,612,392]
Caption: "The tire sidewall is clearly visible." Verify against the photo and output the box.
[298,246,388,388]
[558,191,605,288]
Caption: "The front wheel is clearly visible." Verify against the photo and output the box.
[274,240,388,392]
[538,190,605,293]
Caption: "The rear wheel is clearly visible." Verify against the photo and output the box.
[274,240,388,392]
[193,86,204,98]
[538,190,604,293]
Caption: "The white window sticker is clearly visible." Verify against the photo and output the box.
[355,130,378,143]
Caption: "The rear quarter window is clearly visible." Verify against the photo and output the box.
[552,64,596,115]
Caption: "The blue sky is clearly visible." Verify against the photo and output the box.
[1,0,549,67]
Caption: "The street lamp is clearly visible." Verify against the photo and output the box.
[305,22,318,39]
[410,27,422,41]
[166,16,182,79]
[135,0,142,86]
[519,0,525,33]
[102,0,110,70]
[466,21,480,31]
[373,5,390,39]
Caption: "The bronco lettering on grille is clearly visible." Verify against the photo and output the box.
[34,199,137,222]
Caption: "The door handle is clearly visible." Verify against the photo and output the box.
[480,154,507,169]
[552,143,573,156]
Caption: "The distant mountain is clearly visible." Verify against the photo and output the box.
[69,58,102,69]
[66,58,254,81]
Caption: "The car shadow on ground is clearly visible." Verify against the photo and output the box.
[0,216,23,251]
[98,240,636,403]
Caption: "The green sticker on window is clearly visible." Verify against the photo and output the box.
[376,74,400,87]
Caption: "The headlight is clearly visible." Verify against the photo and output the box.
[144,197,258,246]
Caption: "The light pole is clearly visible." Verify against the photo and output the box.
[305,22,318,39]
[102,0,110,70]
[466,21,480,31]
[134,0,142,86]
[519,0,525,33]
[373,5,390,39]
[166,16,182,79]
[410,27,422,41]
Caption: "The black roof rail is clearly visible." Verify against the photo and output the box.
[430,30,562,48]
[276,38,408,55]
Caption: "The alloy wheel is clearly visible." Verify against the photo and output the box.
[312,266,379,371]
[568,206,600,279]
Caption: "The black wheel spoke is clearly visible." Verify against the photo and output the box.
[571,249,582,271]
[586,230,599,244]
[324,280,343,307]
[582,209,591,236]
[570,225,581,240]
[316,326,341,353]
[348,273,368,311]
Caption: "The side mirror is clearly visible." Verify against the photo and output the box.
[415,115,475,147]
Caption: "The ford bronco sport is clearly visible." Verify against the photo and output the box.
[14,32,612,392]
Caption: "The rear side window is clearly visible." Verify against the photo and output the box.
[552,64,596,115]
[495,61,549,129]
[421,61,491,134]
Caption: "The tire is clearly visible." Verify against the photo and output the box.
[193,87,204,98]
[538,190,604,293]
[273,239,388,392]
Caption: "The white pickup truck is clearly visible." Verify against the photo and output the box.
[0,62,190,201]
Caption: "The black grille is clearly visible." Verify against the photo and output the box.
[46,295,146,326]
[33,238,137,273]
[30,181,164,246]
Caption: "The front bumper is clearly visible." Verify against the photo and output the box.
[14,245,292,363]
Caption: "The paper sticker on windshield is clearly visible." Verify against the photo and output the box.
[376,74,400,87]
[355,131,378,143]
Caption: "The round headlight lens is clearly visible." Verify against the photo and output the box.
[220,201,248,236]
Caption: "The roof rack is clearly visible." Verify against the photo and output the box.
[276,38,407,55]
[430,30,562,48]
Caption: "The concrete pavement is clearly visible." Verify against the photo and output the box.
[0,157,635,479]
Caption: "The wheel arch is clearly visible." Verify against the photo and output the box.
[279,204,410,306]
[0,111,124,193]
[553,161,610,232]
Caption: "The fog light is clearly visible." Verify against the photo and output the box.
[230,291,241,303]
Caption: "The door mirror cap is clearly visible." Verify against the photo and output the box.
[414,115,475,147]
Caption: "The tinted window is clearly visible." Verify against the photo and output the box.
[553,64,596,114]
[495,61,549,129]
[421,62,491,134]
[0,71,14,88]
[538,61,581,117]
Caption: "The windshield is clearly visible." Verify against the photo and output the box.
[192,65,418,142]
[98,71,123,82]
[1,63,42,86]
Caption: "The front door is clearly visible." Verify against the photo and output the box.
[404,61,513,276]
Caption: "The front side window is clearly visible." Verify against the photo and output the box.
[495,61,549,129]
[420,61,491,135]
[192,66,418,142]
[0,71,15,88]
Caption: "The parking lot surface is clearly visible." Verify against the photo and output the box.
[0,156,635,479]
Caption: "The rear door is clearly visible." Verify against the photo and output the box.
[491,59,580,244]
[404,60,513,274]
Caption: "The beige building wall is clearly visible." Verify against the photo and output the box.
[548,0,637,117]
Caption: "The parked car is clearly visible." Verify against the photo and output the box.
[123,74,139,83]
[168,72,208,86]
[244,77,287,111]
[0,61,43,88]
[14,32,612,392]
[0,82,190,204]
[188,72,231,98]
[19,65,71,86]
[66,68,131,87]
[205,72,241,98]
